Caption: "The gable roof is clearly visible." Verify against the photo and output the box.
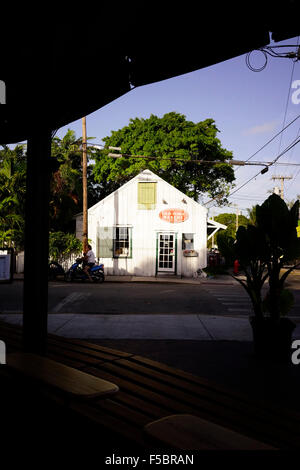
[87,169,207,215]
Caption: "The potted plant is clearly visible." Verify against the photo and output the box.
[232,194,300,362]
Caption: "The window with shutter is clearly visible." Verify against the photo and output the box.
[138,182,157,210]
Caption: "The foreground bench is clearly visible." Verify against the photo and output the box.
[1,321,300,449]
[6,352,119,399]
[144,414,276,450]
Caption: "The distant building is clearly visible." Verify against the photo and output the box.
[75,169,225,277]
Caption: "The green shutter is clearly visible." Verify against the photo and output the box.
[138,182,156,210]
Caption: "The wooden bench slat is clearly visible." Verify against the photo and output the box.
[47,336,130,363]
[7,353,119,398]
[83,365,192,414]
[95,398,151,427]
[112,390,166,420]
[45,351,85,370]
[46,344,104,367]
[132,355,300,422]
[117,357,300,436]
[1,321,300,449]
[144,414,276,450]
[93,361,287,439]
[57,336,133,358]
[81,362,299,447]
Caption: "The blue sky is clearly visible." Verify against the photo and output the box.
[56,35,300,218]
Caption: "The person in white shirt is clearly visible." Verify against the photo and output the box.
[83,244,95,282]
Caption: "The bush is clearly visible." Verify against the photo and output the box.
[216,231,235,266]
[49,232,82,261]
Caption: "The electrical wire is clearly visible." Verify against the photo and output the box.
[234,113,300,176]
[285,167,300,196]
[245,43,300,72]
[205,136,300,206]
[275,37,299,176]
[243,113,300,163]
[245,50,268,72]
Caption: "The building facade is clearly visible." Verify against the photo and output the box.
[76,170,212,277]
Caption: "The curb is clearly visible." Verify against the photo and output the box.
[13,275,236,286]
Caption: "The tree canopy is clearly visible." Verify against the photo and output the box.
[93,112,235,204]
[0,130,99,250]
[50,130,100,232]
[0,144,27,248]
[214,212,250,239]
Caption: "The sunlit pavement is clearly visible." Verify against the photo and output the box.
[1,312,300,341]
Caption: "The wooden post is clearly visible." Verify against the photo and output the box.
[82,117,88,252]
[236,206,239,233]
[23,129,51,354]
[271,175,292,200]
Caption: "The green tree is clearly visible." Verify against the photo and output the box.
[232,194,300,361]
[286,195,300,210]
[0,131,100,250]
[216,231,235,266]
[93,112,235,204]
[246,205,257,226]
[50,129,101,232]
[255,194,300,322]
[0,145,27,249]
[50,130,85,232]
[214,212,250,239]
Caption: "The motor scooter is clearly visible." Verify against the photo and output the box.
[64,258,105,283]
[48,261,65,281]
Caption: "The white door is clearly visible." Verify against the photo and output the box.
[157,233,176,273]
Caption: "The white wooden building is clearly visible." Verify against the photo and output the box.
[75,169,224,277]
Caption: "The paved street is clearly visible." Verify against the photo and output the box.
[1,273,300,317]
[0,280,224,315]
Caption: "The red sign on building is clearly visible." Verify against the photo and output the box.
[159,209,189,223]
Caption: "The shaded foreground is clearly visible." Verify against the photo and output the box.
[92,339,300,413]
[0,320,300,456]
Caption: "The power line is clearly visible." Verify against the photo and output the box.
[272,135,300,165]
[245,42,300,72]
[232,113,300,177]
[285,166,300,196]
[205,136,300,206]
[275,37,299,175]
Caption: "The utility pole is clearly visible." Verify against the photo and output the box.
[211,211,215,248]
[271,175,292,199]
[232,204,239,232]
[82,116,88,253]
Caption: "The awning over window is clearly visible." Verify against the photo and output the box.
[207,219,227,241]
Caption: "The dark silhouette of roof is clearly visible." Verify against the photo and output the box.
[0,5,299,143]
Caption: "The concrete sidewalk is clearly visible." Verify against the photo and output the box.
[13,272,239,285]
[7,272,300,341]
[2,312,300,341]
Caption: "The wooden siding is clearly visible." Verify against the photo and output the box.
[81,171,207,277]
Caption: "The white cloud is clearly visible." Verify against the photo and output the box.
[243,121,277,136]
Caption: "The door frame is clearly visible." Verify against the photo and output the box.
[156,232,177,275]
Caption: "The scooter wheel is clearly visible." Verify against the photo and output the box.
[93,273,105,283]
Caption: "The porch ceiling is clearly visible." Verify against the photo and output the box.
[1,5,299,143]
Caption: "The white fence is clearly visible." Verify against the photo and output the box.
[15,251,80,273]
